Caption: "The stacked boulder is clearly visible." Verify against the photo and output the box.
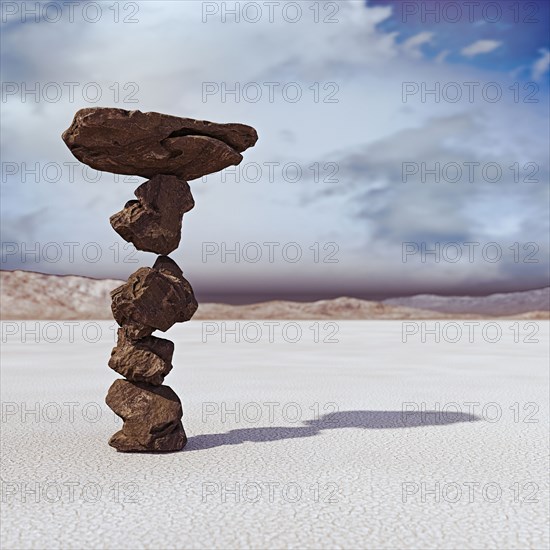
[62,108,258,452]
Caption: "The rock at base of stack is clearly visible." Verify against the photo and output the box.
[106,379,186,452]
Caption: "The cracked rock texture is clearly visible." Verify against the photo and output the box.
[61,107,258,180]
[108,328,174,386]
[106,379,186,452]
[111,255,198,340]
[110,174,195,255]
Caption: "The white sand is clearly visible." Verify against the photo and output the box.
[1,320,548,549]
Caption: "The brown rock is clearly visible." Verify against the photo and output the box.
[106,379,186,452]
[111,255,198,339]
[61,107,258,180]
[110,175,194,255]
[108,328,174,386]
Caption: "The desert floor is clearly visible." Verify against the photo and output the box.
[1,320,549,549]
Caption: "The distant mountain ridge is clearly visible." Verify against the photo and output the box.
[0,270,548,320]
[384,287,550,316]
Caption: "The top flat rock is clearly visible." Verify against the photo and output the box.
[61,108,258,180]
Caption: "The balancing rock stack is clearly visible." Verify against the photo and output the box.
[62,108,258,452]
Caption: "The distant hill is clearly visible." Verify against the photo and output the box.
[0,270,548,320]
[384,287,550,316]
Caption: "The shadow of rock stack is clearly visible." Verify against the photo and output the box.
[62,108,258,452]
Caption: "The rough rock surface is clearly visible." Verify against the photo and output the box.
[108,328,174,385]
[111,255,198,339]
[110,175,194,255]
[106,379,186,452]
[61,107,258,180]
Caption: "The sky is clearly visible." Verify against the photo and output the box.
[1,0,549,302]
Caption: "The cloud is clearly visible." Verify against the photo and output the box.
[300,110,549,292]
[434,49,450,64]
[460,40,502,57]
[532,48,550,81]
[402,31,434,59]
[0,0,548,295]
